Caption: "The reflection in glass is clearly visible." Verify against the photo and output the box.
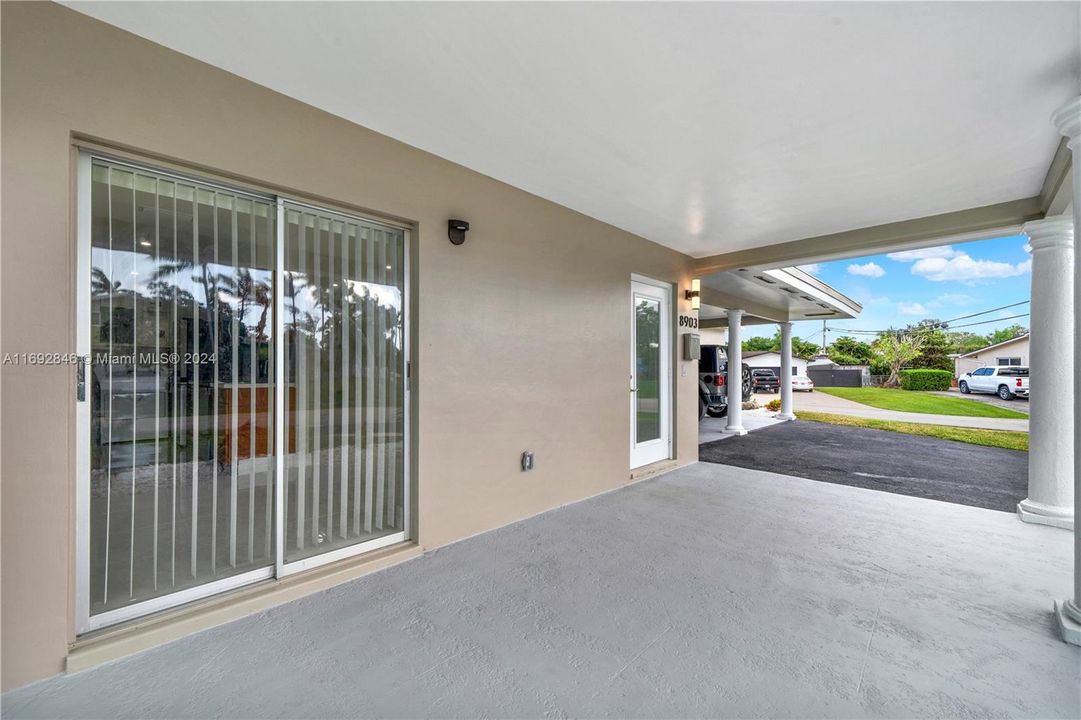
[88,161,275,616]
[283,206,405,564]
[635,296,661,443]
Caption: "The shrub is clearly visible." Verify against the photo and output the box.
[766,398,782,412]
[899,368,953,391]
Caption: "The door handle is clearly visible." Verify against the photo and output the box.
[76,356,87,402]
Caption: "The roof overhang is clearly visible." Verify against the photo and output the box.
[699,266,862,328]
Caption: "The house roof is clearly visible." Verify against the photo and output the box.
[956,333,1030,359]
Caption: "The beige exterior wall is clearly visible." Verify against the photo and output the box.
[0,3,701,690]
[954,336,1030,377]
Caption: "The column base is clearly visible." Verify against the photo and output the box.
[724,426,747,436]
[774,413,796,421]
[1054,599,1081,646]
[1017,498,1074,530]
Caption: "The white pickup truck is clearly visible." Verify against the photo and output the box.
[958,366,1029,400]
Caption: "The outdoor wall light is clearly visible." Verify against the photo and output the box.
[448,219,470,245]
[686,278,701,310]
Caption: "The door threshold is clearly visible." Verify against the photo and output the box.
[66,541,421,676]
[630,458,679,482]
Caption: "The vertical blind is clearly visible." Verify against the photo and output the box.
[87,159,406,621]
[283,205,405,564]
[89,161,277,615]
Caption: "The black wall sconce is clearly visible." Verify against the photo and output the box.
[448,219,470,245]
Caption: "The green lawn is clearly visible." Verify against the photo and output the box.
[816,387,1028,419]
[797,411,1029,452]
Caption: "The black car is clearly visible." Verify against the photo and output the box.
[751,368,780,393]
[698,345,753,419]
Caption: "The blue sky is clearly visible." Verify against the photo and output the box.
[749,234,1033,346]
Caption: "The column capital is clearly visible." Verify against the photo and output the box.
[779,321,793,330]
[1052,96,1081,146]
[1023,216,1074,251]
[726,308,744,321]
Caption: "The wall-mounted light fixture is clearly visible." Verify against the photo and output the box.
[685,278,701,311]
[448,219,470,245]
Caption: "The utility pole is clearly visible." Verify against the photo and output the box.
[821,320,827,355]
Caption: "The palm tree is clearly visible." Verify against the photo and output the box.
[91,267,119,295]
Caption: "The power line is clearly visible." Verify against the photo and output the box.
[827,299,1030,336]
[946,313,1029,330]
[936,300,1029,326]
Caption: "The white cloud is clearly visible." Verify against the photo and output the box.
[897,302,929,316]
[847,261,885,278]
[910,253,1031,284]
[797,263,822,275]
[887,246,958,262]
[928,293,976,308]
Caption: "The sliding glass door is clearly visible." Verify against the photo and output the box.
[280,204,406,571]
[77,154,408,632]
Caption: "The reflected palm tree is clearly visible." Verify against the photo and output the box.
[91,267,120,296]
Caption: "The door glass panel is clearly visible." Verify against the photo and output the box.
[88,161,276,617]
[283,206,405,564]
[635,295,661,443]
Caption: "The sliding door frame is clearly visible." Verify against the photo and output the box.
[75,150,411,634]
[274,198,410,578]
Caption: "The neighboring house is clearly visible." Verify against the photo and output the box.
[742,350,808,377]
[954,334,1030,377]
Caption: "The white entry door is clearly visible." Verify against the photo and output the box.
[630,279,671,469]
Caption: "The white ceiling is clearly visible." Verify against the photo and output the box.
[66,2,1080,258]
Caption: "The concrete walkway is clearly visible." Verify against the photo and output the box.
[698,404,786,444]
[793,390,1030,432]
[4,463,1075,718]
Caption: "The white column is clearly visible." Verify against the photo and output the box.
[725,309,746,435]
[1018,217,1074,531]
[776,322,796,420]
[1052,94,1081,645]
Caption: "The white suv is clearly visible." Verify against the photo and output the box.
[958,366,1029,400]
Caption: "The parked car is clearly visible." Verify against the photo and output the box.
[698,345,753,419]
[792,375,814,392]
[751,369,779,393]
[958,365,1028,400]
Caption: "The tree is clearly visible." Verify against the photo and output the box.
[741,331,818,360]
[909,328,953,371]
[947,331,988,355]
[791,337,821,360]
[986,324,1028,347]
[828,336,874,365]
[742,335,777,353]
[873,332,924,387]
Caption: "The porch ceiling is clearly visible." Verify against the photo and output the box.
[65,3,1080,259]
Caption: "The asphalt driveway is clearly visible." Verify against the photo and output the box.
[699,420,1028,512]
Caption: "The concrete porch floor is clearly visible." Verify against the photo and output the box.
[4,463,1078,719]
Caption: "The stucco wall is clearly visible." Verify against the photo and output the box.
[0,2,699,690]
[954,337,1030,377]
